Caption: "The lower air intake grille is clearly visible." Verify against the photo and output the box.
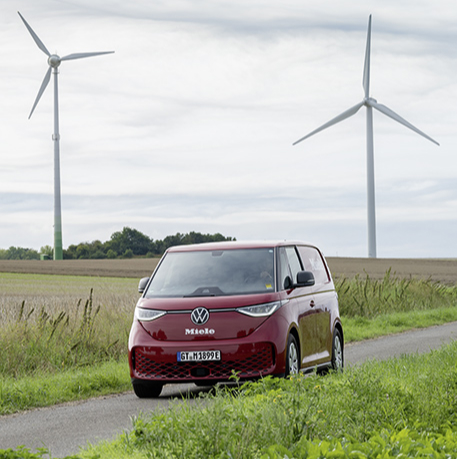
[134,343,275,380]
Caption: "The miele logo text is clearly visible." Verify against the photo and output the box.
[185,328,215,335]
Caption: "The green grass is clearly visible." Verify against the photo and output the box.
[0,274,136,414]
[337,270,457,342]
[0,359,131,415]
[344,305,457,342]
[336,268,457,318]
[31,340,457,458]
[0,289,130,379]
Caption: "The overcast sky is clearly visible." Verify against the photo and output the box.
[0,0,456,258]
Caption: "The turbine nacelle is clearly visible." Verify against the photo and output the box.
[48,55,61,68]
[364,97,378,106]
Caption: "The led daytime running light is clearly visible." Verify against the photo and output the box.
[237,300,286,317]
[135,307,166,322]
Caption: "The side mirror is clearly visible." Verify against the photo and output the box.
[283,275,293,290]
[295,271,315,287]
[138,277,150,294]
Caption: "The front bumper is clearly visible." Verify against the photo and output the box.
[128,314,289,383]
[131,341,275,382]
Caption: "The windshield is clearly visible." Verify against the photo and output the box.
[145,248,275,298]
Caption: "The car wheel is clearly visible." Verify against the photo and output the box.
[132,381,163,398]
[331,329,344,372]
[285,334,300,376]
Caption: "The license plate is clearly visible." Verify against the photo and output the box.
[177,350,221,362]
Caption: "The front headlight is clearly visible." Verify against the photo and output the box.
[237,300,287,317]
[135,307,166,322]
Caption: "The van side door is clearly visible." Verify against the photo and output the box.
[278,246,316,365]
[297,245,335,363]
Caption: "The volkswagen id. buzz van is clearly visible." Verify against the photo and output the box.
[128,241,343,397]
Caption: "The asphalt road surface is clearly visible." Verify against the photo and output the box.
[2,322,457,457]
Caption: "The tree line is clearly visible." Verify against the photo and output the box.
[0,227,236,260]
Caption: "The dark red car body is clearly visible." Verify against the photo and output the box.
[128,241,343,397]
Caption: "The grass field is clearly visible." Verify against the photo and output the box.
[0,272,137,324]
[0,257,456,416]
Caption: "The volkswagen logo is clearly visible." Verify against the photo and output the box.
[191,307,210,325]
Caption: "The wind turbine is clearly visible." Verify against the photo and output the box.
[18,12,114,260]
[293,15,439,258]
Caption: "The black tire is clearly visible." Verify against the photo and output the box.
[285,334,300,376]
[132,381,163,398]
[331,328,344,372]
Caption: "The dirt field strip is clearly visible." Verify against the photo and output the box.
[0,257,456,284]
[326,257,457,285]
[0,258,160,278]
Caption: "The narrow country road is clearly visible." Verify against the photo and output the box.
[1,322,457,457]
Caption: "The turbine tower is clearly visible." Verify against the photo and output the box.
[293,15,439,258]
[18,12,114,260]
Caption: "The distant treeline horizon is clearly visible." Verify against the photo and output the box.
[0,227,236,260]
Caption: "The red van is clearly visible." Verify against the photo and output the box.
[128,241,343,397]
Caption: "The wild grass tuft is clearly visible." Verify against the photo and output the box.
[0,288,131,379]
[336,268,457,318]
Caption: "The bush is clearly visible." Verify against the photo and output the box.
[0,246,40,260]
[122,249,133,259]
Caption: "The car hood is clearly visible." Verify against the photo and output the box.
[136,293,280,341]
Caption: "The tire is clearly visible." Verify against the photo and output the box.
[285,334,300,376]
[331,328,344,372]
[132,381,163,398]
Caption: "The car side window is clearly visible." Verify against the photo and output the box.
[297,246,329,285]
[278,248,292,290]
[285,247,302,284]
[278,247,303,289]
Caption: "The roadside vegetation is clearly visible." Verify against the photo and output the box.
[3,341,457,458]
[0,270,456,417]
[336,269,457,341]
[86,341,457,458]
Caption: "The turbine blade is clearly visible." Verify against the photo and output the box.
[29,66,52,119]
[369,100,440,146]
[60,51,114,61]
[18,12,50,57]
[362,15,372,98]
[293,101,364,145]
